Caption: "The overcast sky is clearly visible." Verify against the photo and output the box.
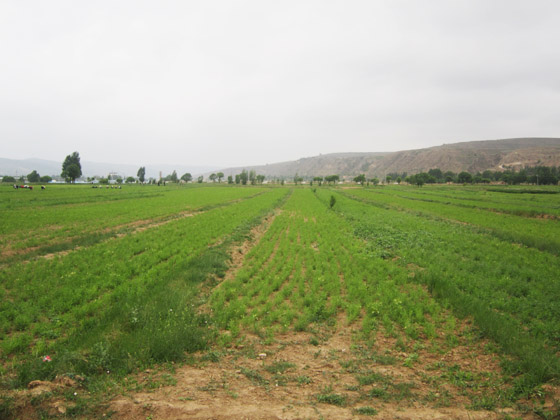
[1,1,559,168]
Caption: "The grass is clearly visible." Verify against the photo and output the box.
[1,186,289,394]
[354,406,378,415]
[316,386,347,406]
[264,361,296,374]
[313,187,560,388]
[2,183,559,418]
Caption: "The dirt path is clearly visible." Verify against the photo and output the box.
[108,320,541,420]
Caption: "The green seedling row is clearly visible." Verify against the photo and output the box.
[319,188,560,385]
[0,185,265,261]
[345,186,560,255]
[379,184,560,217]
[1,187,288,384]
[211,189,449,346]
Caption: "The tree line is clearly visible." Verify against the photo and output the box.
[401,167,560,186]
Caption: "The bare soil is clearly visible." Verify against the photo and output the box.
[106,320,552,420]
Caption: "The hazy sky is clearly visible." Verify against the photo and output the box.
[1,1,559,168]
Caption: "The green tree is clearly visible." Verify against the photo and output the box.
[227,175,233,184]
[239,170,248,185]
[235,174,241,184]
[325,175,340,185]
[137,167,146,183]
[126,176,135,183]
[428,168,443,182]
[249,170,257,185]
[385,175,392,184]
[256,174,265,184]
[40,175,52,183]
[2,176,16,183]
[370,177,379,185]
[353,174,366,185]
[27,170,40,183]
[170,170,178,183]
[482,170,494,181]
[209,173,217,182]
[61,151,82,183]
[181,172,192,182]
[313,176,323,186]
[217,172,224,183]
[457,171,473,184]
[197,175,204,183]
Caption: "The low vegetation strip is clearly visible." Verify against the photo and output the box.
[212,189,453,348]
[345,186,560,255]
[388,185,560,218]
[0,185,265,262]
[326,188,560,387]
[1,184,559,419]
[0,187,289,388]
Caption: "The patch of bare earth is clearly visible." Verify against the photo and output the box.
[107,314,553,420]
[220,210,281,283]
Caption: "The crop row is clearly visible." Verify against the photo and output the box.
[0,187,288,384]
[344,186,560,255]
[210,189,451,349]
[0,185,265,262]
[320,188,560,385]
[384,185,560,216]
[377,185,560,218]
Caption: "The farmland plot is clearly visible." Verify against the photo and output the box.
[0,185,266,263]
[344,186,560,255]
[1,185,559,419]
[0,186,288,383]
[113,188,559,419]
[336,186,560,371]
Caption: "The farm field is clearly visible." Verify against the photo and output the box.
[1,184,559,419]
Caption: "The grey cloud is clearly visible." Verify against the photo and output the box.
[1,0,559,167]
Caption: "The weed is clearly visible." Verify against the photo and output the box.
[354,406,378,415]
[469,394,497,410]
[0,395,14,419]
[392,382,417,401]
[403,353,419,367]
[240,368,268,386]
[264,361,296,374]
[317,388,347,406]
[368,387,388,399]
[201,350,223,363]
[356,372,388,386]
[296,375,312,385]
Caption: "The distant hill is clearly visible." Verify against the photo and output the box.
[212,138,560,179]
[0,158,218,179]
[3,138,560,181]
